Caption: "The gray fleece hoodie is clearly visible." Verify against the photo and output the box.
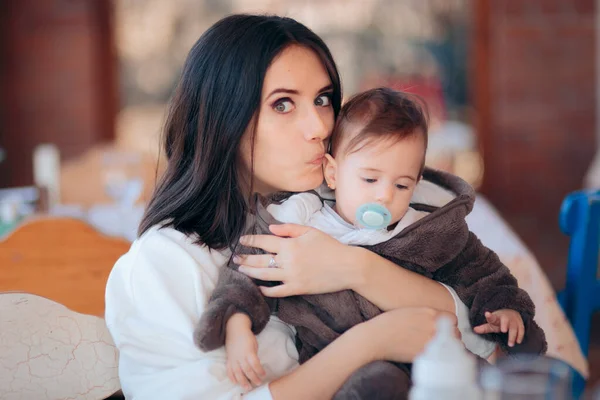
[194,168,547,363]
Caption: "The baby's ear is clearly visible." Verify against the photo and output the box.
[323,154,337,190]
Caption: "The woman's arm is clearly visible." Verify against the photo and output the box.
[237,224,455,313]
[105,229,297,400]
[268,322,375,400]
[341,245,456,313]
[110,229,460,400]
[267,307,458,400]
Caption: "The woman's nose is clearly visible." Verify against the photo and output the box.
[304,108,330,142]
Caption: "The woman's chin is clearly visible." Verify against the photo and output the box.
[288,172,324,192]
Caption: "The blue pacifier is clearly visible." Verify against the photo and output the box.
[355,203,392,230]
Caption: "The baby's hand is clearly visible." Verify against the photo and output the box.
[473,309,525,347]
[225,315,266,392]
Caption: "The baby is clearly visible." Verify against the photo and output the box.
[195,88,547,399]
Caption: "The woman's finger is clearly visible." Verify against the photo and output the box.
[240,234,282,253]
[260,284,295,298]
[454,326,462,340]
[234,254,278,268]
[438,311,458,327]
[517,321,525,344]
[508,323,518,347]
[269,223,311,238]
[238,265,286,282]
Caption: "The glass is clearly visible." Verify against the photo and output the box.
[480,355,573,400]
[589,383,600,400]
[101,150,144,208]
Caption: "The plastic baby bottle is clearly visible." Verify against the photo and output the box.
[409,316,481,400]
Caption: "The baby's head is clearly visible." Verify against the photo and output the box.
[324,87,428,227]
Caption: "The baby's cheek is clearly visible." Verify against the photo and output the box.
[393,206,410,224]
[336,191,361,223]
[343,202,360,225]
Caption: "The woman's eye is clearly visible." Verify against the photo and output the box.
[363,178,377,183]
[315,93,332,107]
[273,99,294,113]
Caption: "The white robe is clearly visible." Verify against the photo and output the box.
[105,221,493,399]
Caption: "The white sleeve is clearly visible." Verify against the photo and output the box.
[266,193,322,225]
[439,283,497,359]
[105,230,297,400]
[243,385,273,399]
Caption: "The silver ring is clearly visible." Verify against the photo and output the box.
[268,255,278,268]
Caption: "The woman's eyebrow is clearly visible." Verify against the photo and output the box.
[266,88,299,99]
[318,84,333,93]
[265,84,333,100]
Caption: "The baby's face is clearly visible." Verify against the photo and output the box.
[329,135,425,227]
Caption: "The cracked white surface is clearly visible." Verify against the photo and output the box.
[0,293,120,400]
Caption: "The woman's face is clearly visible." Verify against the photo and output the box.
[240,45,335,195]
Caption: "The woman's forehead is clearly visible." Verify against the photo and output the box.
[262,45,332,98]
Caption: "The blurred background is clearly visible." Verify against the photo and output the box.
[0,0,598,391]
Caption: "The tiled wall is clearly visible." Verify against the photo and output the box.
[473,0,596,281]
[0,0,117,186]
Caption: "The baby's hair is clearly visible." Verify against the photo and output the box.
[330,87,429,175]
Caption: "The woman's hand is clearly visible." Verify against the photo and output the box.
[235,223,456,315]
[356,307,461,363]
[235,223,360,297]
[267,307,459,400]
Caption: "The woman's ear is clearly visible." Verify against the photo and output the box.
[324,154,338,190]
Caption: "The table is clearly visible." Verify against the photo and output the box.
[1,191,587,378]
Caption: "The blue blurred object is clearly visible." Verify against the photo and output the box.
[355,203,392,230]
[0,220,18,238]
[557,190,600,398]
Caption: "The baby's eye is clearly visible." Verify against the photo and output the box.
[363,178,377,183]
[396,184,408,190]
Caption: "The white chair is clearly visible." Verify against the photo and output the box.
[0,292,120,400]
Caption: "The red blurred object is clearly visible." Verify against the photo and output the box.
[359,74,447,122]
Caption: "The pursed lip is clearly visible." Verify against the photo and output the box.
[309,154,325,164]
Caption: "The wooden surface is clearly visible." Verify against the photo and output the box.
[0,217,130,316]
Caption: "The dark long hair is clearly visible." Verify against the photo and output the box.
[139,14,342,250]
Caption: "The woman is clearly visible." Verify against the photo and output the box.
[105,14,474,400]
